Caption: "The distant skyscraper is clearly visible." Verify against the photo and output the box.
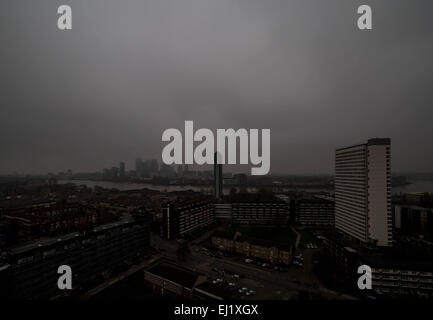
[159,163,175,178]
[335,138,392,246]
[119,162,125,178]
[149,159,159,176]
[111,166,119,180]
[135,157,143,177]
[214,152,223,199]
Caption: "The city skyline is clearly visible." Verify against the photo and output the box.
[2,147,432,177]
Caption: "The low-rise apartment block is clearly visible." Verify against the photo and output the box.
[359,253,433,298]
[162,199,215,239]
[295,198,335,228]
[1,214,150,299]
[211,230,292,265]
[231,202,289,226]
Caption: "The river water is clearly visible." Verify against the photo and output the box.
[59,179,433,195]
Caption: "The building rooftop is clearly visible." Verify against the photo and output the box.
[194,282,231,300]
[359,252,433,272]
[8,218,137,256]
[336,138,390,152]
[229,193,284,203]
[165,196,213,210]
[0,198,56,210]
[146,261,203,289]
[213,227,294,251]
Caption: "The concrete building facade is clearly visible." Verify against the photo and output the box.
[335,138,392,246]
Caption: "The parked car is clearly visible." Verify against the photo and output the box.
[238,287,248,294]
[246,290,256,296]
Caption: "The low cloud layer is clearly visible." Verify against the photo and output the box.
[1,0,432,174]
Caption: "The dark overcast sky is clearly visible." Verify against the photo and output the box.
[1,0,432,175]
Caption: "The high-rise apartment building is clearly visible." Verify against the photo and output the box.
[214,152,223,199]
[335,138,392,246]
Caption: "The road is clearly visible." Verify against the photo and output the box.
[151,233,355,300]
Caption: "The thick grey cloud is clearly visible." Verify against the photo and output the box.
[1,0,432,174]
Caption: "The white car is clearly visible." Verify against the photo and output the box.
[245,258,253,263]
[248,290,256,296]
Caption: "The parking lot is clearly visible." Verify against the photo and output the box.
[151,233,348,300]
